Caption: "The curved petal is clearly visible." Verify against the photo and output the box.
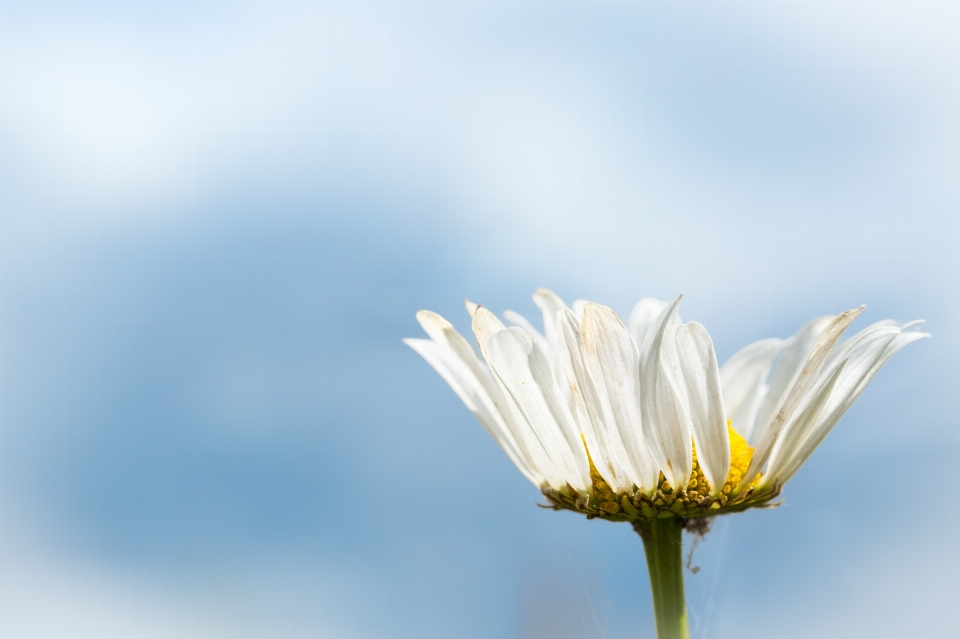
[464,298,480,318]
[719,338,785,439]
[660,322,729,495]
[752,315,834,444]
[503,310,550,354]
[417,310,500,411]
[556,309,634,492]
[629,298,679,350]
[533,288,570,377]
[486,328,590,490]
[637,296,684,488]
[465,305,557,478]
[742,306,864,487]
[471,306,506,360]
[416,310,480,366]
[644,324,693,489]
[761,358,849,488]
[411,310,547,484]
[533,288,568,348]
[826,319,898,367]
[581,303,659,493]
[404,337,541,485]
[571,299,588,319]
[763,325,928,487]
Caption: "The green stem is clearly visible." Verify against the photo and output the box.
[634,518,689,639]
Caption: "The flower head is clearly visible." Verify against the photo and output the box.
[405,289,927,523]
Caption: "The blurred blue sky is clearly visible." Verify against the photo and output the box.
[1,1,958,637]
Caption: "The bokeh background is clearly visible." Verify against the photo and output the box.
[2,1,958,637]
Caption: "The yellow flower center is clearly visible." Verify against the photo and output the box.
[686,423,757,500]
[546,423,775,522]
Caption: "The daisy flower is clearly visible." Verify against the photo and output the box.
[405,288,926,639]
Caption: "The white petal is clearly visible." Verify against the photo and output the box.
[416,310,478,361]
[767,327,898,482]
[464,298,479,318]
[471,306,506,360]
[533,288,568,348]
[826,319,898,367]
[422,307,554,482]
[556,309,634,492]
[418,311,516,424]
[404,337,542,485]
[736,382,768,443]
[660,322,729,495]
[743,306,865,487]
[643,324,692,489]
[533,288,570,378]
[719,338,785,439]
[472,304,598,488]
[761,358,849,487]
[629,298,679,350]
[637,296,685,488]
[581,303,659,493]
[571,299,588,319]
[752,315,834,444]
[503,310,550,354]
[411,310,550,483]
[763,325,928,486]
[486,328,590,490]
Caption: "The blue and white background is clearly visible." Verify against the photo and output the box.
[2,2,958,637]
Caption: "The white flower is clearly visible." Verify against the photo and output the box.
[405,289,928,520]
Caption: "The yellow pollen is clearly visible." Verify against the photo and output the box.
[581,434,619,511]
[568,421,768,522]
[689,420,760,497]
